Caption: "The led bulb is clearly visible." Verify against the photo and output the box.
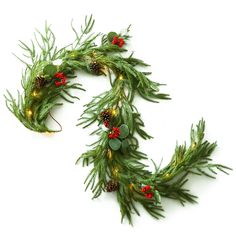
[111,109,117,116]
[44,131,54,136]
[26,109,33,118]
[112,167,119,176]
[32,90,38,97]
[118,74,124,80]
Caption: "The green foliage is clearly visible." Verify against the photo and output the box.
[78,115,231,224]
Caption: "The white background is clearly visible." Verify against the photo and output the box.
[0,0,236,235]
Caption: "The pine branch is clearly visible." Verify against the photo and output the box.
[6,25,84,132]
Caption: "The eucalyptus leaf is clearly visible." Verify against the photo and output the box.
[121,139,129,153]
[154,190,162,205]
[43,64,57,77]
[119,124,129,139]
[109,138,121,151]
[107,32,117,42]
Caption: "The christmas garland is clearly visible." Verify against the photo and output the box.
[5,16,231,224]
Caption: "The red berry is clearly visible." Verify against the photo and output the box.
[145,185,151,191]
[112,36,125,48]
[118,38,125,48]
[54,72,67,87]
[55,72,64,79]
[145,193,153,199]
[112,36,119,45]
[108,133,115,139]
[103,121,110,128]
[141,185,151,193]
[55,80,61,87]
[113,127,120,135]
[108,127,120,139]
[141,186,147,192]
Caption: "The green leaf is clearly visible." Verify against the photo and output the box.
[119,124,129,139]
[107,32,117,42]
[109,138,121,151]
[122,139,129,149]
[154,190,161,206]
[43,64,57,77]
[121,139,129,153]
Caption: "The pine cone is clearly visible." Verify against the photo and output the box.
[89,61,103,75]
[106,180,119,192]
[100,110,111,122]
[35,76,46,89]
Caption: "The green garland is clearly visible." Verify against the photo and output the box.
[5,16,231,224]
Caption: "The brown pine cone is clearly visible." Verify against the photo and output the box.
[106,180,119,192]
[35,76,46,89]
[100,110,111,122]
[89,61,103,75]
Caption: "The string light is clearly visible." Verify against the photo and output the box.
[118,74,124,80]
[70,53,76,58]
[31,90,40,98]
[111,108,118,117]
[44,131,54,136]
[164,173,170,179]
[26,109,33,118]
[69,51,79,59]
[191,142,197,150]
[112,167,119,177]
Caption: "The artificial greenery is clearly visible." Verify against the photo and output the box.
[5,15,231,224]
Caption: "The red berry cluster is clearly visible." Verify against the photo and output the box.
[141,185,154,199]
[54,72,67,87]
[108,127,120,139]
[112,36,125,48]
